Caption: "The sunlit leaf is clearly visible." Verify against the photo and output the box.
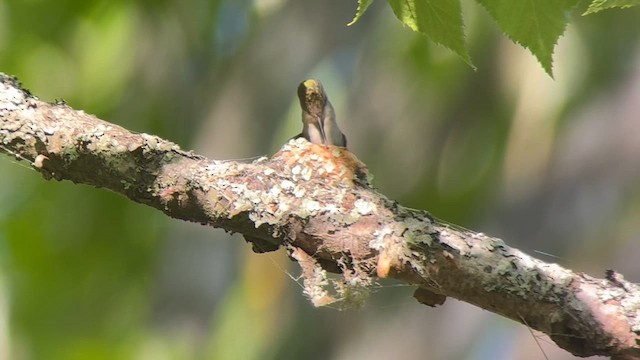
[387,0,474,68]
[583,0,640,14]
[348,0,375,26]
[475,0,581,77]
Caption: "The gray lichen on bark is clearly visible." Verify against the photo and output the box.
[2,72,640,359]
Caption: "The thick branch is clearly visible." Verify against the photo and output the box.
[1,73,639,359]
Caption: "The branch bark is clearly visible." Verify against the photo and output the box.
[1,73,639,359]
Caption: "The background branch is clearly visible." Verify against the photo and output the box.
[2,73,640,359]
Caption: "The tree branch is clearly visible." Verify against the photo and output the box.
[1,73,639,359]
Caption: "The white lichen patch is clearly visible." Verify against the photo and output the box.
[370,227,394,250]
[438,227,471,255]
[277,202,290,213]
[113,143,128,153]
[280,179,294,190]
[302,199,321,214]
[0,84,26,113]
[353,198,376,215]
[263,168,275,176]
[536,262,573,285]
[229,182,249,195]
[246,191,264,205]
[206,162,234,176]
[248,211,263,226]
[304,166,316,179]
[323,160,336,174]
[323,203,339,214]
[230,198,252,217]
[292,137,307,146]
[141,133,157,149]
[268,186,281,197]
[43,126,57,135]
[510,248,537,269]
[293,186,306,198]
[307,152,321,161]
[92,124,107,137]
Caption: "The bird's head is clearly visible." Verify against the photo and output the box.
[297,79,327,118]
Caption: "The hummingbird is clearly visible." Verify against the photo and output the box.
[296,79,347,147]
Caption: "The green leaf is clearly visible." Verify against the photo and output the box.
[583,0,640,15]
[348,0,375,26]
[475,0,580,77]
[387,0,474,68]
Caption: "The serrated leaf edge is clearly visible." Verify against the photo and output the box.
[348,0,376,26]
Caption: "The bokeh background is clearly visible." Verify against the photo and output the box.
[1,0,640,359]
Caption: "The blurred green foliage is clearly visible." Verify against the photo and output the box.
[354,0,640,76]
[1,0,640,359]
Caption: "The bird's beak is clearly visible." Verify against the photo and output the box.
[317,116,327,145]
